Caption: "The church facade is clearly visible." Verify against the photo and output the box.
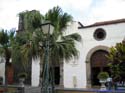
[63,19,125,88]
[0,19,125,88]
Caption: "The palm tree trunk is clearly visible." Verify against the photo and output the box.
[4,61,9,93]
[4,49,11,93]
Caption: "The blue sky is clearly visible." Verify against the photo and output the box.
[0,0,125,30]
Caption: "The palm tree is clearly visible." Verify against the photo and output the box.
[17,10,43,84]
[0,29,15,91]
[18,6,81,92]
[44,7,80,65]
[18,10,43,32]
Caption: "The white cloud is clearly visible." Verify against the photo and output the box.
[0,0,18,29]
[0,0,125,29]
[65,0,92,10]
[0,0,93,30]
[84,0,125,25]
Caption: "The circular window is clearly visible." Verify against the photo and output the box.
[94,28,106,41]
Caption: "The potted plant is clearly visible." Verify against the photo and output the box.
[18,72,27,86]
[98,71,109,80]
[97,71,109,90]
[18,72,27,78]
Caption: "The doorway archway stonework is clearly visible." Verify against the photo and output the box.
[85,45,109,88]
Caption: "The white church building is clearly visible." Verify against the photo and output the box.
[1,18,125,89]
[32,18,125,88]
[62,18,125,88]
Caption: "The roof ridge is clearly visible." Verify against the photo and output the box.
[93,18,125,25]
[79,18,125,29]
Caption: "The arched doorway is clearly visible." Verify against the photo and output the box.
[86,45,110,88]
[90,50,110,85]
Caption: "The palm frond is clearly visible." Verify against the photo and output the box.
[0,30,9,46]
[62,33,81,42]
[19,10,43,32]
[45,6,73,33]
[51,39,78,62]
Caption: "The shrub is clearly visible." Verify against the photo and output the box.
[18,72,27,79]
[97,72,109,80]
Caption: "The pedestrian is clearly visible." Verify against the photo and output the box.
[107,77,112,90]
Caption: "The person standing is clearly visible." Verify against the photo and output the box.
[107,77,112,90]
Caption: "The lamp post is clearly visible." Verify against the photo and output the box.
[41,21,54,93]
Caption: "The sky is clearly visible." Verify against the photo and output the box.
[0,0,125,30]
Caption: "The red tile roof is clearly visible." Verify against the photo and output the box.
[79,18,125,29]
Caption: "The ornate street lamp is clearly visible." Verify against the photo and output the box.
[41,21,54,93]
[41,21,54,35]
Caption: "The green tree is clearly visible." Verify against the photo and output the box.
[18,6,81,68]
[44,6,81,63]
[18,6,81,90]
[17,10,43,84]
[107,43,125,81]
[0,29,15,91]
[18,10,43,32]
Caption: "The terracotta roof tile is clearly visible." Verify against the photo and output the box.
[79,18,125,29]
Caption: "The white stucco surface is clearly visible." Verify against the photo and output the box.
[0,58,5,84]
[63,21,125,88]
[32,58,40,86]
[64,22,87,88]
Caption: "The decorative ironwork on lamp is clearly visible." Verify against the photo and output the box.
[41,21,54,93]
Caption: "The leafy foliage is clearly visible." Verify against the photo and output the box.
[0,29,15,63]
[97,71,109,80]
[45,6,73,32]
[107,42,125,81]
[0,6,81,85]
[0,29,16,85]
[19,10,43,32]
[18,6,81,65]
[16,7,81,86]
[18,72,28,78]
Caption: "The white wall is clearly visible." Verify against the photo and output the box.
[63,22,87,88]
[0,58,5,84]
[30,21,125,88]
[82,23,125,63]
[63,22,125,88]
[32,58,40,86]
